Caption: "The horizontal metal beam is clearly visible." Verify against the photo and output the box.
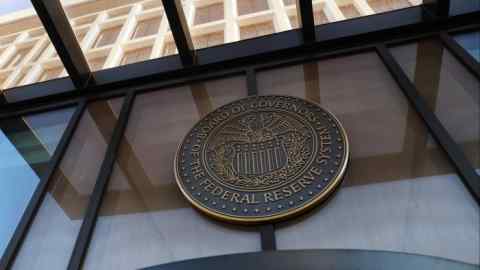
[31,0,92,88]
[161,0,195,66]
[1,8,478,113]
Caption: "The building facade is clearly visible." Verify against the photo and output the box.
[0,0,479,270]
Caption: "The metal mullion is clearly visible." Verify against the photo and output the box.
[67,91,135,270]
[439,32,480,80]
[161,0,195,65]
[247,69,258,96]
[246,68,276,250]
[31,0,93,88]
[0,100,87,270]
[260,224,277,251]
[376,44,480,205]
[296,0,315,43]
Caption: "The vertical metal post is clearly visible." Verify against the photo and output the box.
[67,92,135,270]
[296,0,316,43]
[161,0,196,65]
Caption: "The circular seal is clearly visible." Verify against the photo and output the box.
[174,95,349,224]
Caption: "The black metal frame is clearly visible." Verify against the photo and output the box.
[1,1,480,269]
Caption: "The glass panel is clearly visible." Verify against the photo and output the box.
[193,32,224,49]
[12,98,123,270]
[0,2,67,90]
[82,76,261,270]
[61,1,173,70]
[454,31,480,62]
[367,0,413,13]
[238,0,269,15]
[257,52,479,264]
[0,107,74,257]
[120,47,153,66]
[390,39,480,173]
[450,0,480,16]
[38,67,64,82]
[240,21,274,40]
[132,17,162,39]
[94,26,122,48]
[194,3,224,25]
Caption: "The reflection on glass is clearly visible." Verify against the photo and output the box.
[390,39,480,173]
[82,77,261,270]
[0,107,74,258]
[12,98,123,270]
[257,52,479,264]
[454,31,480,62]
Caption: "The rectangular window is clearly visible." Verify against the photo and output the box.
[340,4,361,19]
[367,0,412,13]
[94,26,122,48]
[314,10,329,25]
[240,22,274,40]
[237,0,269,16]
[39,67,64,82]
[0,107,74,258]
[257,52,479,264]
[194,3,224,25]
[193,32,224,49]
[390,38,480,174]
[11,99,123,270]
[89,56,107,71]
[121,47,152,66]
[163,42,177,56]
[81,77,260,270]
[132,17,162,39]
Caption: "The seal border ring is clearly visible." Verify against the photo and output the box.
[174,95,350,225]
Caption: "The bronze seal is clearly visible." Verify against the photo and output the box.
[174,95,349,224]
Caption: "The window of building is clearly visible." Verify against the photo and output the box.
[89,56,107,71]
[194,3,224,25]
[121,47,152,66]
[237,0,269,16]
[367,0,412,13]
[11,99,124,270]
[132,17,162,39]
[3,46,32,69]
[94,26,122,48]
[39,67,64,82]
[240,22,274,40]
[107,6,131,18]
[454,31,480,62]
[75,30,87,43]
[257,52,479,264]
[80,76,260,270]
[390,39,480,173]
[283,0,295,6]
[193,32,224,49]
[0,107,75,258]
[314,9,329,25]
[340,4,361,19]
[163,42,177,56]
